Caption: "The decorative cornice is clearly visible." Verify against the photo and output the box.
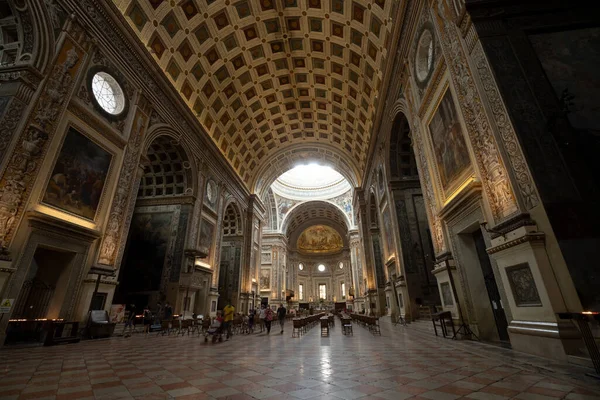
[487,232,545,254]
[489,212,536,239]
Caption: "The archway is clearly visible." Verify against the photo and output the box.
[389,113,440,318]
[114,135,194,314]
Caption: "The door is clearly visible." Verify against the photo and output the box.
[472,229,510,342]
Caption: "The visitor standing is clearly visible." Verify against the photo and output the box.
[248,308,255,334]
[264,305,274,334]
[258,305,266,333]
[223,300,235,340]
[277,303,287,334]
[143,305,152,334]
[164,302,173,320]
[122,303,137,337]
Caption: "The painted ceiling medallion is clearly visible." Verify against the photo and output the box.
[115,0,393,186]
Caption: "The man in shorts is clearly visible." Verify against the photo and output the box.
[223,300,235,340]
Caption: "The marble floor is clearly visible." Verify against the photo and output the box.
[1,320,599,400]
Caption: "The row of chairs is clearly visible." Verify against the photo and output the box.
[350,313,381,335]
[292,313,326,337]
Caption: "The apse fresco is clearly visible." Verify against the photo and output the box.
[428,89,471,192]
[297,225,343,254]
[43,127,112,220]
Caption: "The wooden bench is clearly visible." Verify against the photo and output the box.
[320,316,329,336]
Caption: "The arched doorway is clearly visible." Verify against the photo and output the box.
[389,113,440,318]
[217,203,243,311]
[114,136,193,313]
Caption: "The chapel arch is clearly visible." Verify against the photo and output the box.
[388,112,440,319]
[114,134,195,313]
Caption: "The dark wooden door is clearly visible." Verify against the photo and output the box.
[473,229,510,342]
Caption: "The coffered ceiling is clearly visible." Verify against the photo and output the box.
[283,200,349,238]
[112,0,395,189]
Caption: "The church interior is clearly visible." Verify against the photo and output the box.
[1,0,600,397]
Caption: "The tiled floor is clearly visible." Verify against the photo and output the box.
[0,319,599,400]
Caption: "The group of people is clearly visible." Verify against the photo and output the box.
[122,301,174,336]
[121,300,290,339]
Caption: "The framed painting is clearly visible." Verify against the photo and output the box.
[198,217,215,258]
[382,206,394,258]
[428,88,471,194]
[42,127,113,220]
[260,268,271,291]
[204,178,218,211]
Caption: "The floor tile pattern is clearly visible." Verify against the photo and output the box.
[0,320,599,399]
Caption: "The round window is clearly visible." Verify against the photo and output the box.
[318,264,325,272]
[415,29,434,83]
[91,71,126,115]
[299,263,304,271]
[339,262,343,269]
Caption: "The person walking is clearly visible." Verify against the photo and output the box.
[122,303,137,337]
[223,300,235,340]
[264,305,274,334]
[277,303,287,334]
[164,302,173,320]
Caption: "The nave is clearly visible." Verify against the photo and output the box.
[1,320,599,400]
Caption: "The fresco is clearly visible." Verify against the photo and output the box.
[121,212,173,293]
[198,218,215,258]
[260,268,271,290]
[42,127,113,220]
[383,207,395,255]
[331,190,353,224]
[428,89,471,192]
[297,225,343,254]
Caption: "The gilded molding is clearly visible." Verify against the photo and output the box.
[434,0,518,223]
[0,32,88,251]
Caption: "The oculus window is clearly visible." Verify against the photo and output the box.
[91,71,125,115]
[298,263,304,270]
[318,264,325,272]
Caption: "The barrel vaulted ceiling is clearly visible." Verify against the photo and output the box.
[112,0,395,189]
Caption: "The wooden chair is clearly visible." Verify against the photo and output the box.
[320,317,329,336]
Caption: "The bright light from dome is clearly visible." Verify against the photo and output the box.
[277,164,345,189]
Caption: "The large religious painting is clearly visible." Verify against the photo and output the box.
[122,212,173,293]
[297,225,343,254]
[428,89,471,193]
[260,268,271,291]
[382,206,394,257]
[42,127,113,220]
[198,217,215,258]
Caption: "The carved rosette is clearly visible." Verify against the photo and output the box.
[435,0,518,222]
[98,110,150,266]
[0,37,86,251]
